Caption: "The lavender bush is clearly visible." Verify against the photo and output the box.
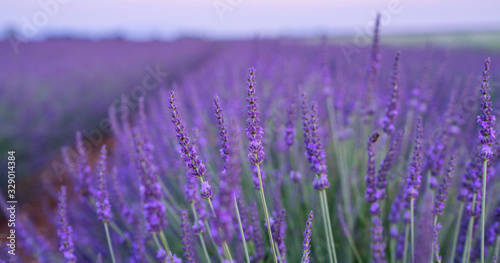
[3,17,500,263]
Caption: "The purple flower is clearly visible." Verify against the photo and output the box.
[157,249,182,263]
[381,52,401,135]
[214,95,231,171]
[132,128,167,233]
[168,90,207,178]
[57,186,76,263]
[363,12,382,121]
[376,129,403,199]
[290,170,302,184]
[284,96,298,147]
[271,209,287,262]
[432,223,442,262]
[406,118,423,201]
[302,99,330,190]
[200,181,214,199]
[76,131,92,198]
[433,153,456,215]
[192,220,205,235]
[389,189,405,238]
[366,132,380,212]
[478,57,495,161]
[180,209,195,263]
[301,210,314,263]
[370,216,387,263]
[245,67,265,166]
[250,202,265,262]
[95,145,112,222]
[252,164,265,190]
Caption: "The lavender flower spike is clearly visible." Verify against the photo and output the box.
[301,211,314,263]
[433,223,443,262]
[381,52,401,135]
[133,128,167,233]
[200,181,214,199]
[180,210,195,263]
[366,131,380,215]
[284,96,297,147]
[308,102,330,190]
[168,90,207,178]
[95,145,112,222]
[478,57,495,161]
[433,153,457,216]
[245,67,265,166]
[406,117,423,201]
[57,186,76,263]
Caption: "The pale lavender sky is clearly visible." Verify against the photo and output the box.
[1,0,499,40]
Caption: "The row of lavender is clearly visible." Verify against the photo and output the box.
[4,19,500,263]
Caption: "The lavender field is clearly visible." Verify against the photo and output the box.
[2,15,500,263]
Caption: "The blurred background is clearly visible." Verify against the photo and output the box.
[0,0,500,260]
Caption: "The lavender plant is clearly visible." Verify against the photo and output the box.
[6,16,500,263]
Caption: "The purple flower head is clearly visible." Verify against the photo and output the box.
[290,170,302,184]
[57,186,76,263]
[363,12,382,121]
[381,52,401,135]
[301,210,314,263]
[132,128,167,233]
[180,209,195,263]
[477,57,495,161]
[250,202,265,262]
[168,90,207,178]
[370,216,387,263]
[200,180,214,199]
[245,67,265,166]
[366,131,380,209]
[184,176,197,204]
[76,131,92,198]
[271,209,287,261]
[376,129,404,199]
[157,249,182,263]
[192,219,205,235]
[433,153,456,215]
[252,164,265,190]
[432,223,442,262]
[284,95,298,147]
[303,100,330,191]
[214,95,231,171]
[95,145,112,222]
[406,117,423,200]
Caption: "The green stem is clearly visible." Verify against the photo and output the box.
[463,194,477,263]
[204,220,224,262]
[492,236,500,262]
[322,191,338,263]
[200,177,234,262]
[190,203,211,263]
[481,160,487,263]
[449,202,464,263]
[403,224,410,263]
[159,231,171,253]
[411,198,415,263]
[390,234,396,263]
[104,222,117,263]
[255,163,278,263]
[431,215,438,263]
[318,190,334,263]
[234,196,251,263]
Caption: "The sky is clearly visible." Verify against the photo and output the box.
[1,0,500,40]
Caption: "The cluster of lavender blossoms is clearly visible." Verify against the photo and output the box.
[13,15,500,263]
